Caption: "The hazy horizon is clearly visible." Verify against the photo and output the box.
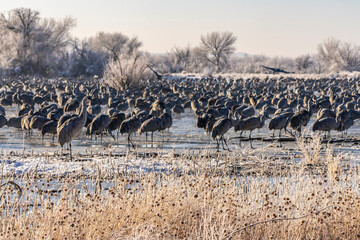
[1,0,360,58]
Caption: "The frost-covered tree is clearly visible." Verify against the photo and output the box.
[0,8,75,75]
[63,38,106,77]
[198,31,237,72]
[318,37,360,72]
[103,51,150,90]
[171,45,192,72]
[295,54,313,73]
[98,32,150,90]
[90,32,142,61]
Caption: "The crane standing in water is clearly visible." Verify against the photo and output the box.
[57,96,89,160]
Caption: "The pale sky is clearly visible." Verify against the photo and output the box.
[1,0,360,57]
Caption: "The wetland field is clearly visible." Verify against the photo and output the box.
[0,74,359,239]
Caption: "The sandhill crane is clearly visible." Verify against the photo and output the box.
[234,114,267,148]
[336,117,353,137]
[159,112,172,132]
[0,106,5,116]
[108,113,126,140]
[21,110,34,137]
[0,115,7,128]
[138,117,163,145]
[47,110,62,121]
[41,120,58,142]
[57,96,89,160]
[312,117,340,138]
[87,105,101,115]
[172,104,185,115]
[268,113,292,146]
[289,100,313,135]
[120,116,141,149]
[211,114,239,151]
[197,113,210,129]
[317,109,336,120]
[7,117,23,129]
[349,110,360,120]
[57,113,76,133]
[206,117,219,135]
[87,114,114,143]
[29,116,52,131]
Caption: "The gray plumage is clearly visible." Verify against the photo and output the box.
[312,117,340,136]
[57,113,76,133]
[29,116,52,131]
[21,111,34,131]
[235,115,266,133]
[0,115,7,128]
[138,117,163,143]
[211,117,232,140]
[289,100,313,133]
[268,114,290,133]
[211,115,238,150]
[108,113,126,132]
[41,120,58,141]
[159,112,172,131]
[172,104,184,114]
[87,114,113,141]
[120,115,141,149]
[0,106,5,116]
[7,117,23,129]
[235,114,266,148]
[87,105,101,115]
[349,110,360,120]
[317,109,336,120]
[58,97,89,159]
[120,116,141,135]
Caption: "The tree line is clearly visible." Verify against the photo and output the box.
[1,8,360,88]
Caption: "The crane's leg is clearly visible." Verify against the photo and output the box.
[223,137,230,151]
[127,133,131,150]
[249,131,254,149]
[239,131,243,147]
[128,133,136,149]
[221,136,226,150]
[151,132,154,147]
[216,138,220,151]
[108,128,115,141]
[145,133,148,142]
[272,130,275,140]
[52,134,55,143]
[279,128,282,147]
[69,143,72,161]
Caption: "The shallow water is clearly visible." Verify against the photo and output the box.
[1,104,360,164]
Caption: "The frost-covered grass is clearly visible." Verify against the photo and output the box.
[0,137,359,239]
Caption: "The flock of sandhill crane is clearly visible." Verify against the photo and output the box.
[0,75,359,157]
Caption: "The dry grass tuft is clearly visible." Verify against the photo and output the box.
[0,136,359,239]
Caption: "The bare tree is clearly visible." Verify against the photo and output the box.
[0,8,75,75]
[198,31,237,72]
[61,38,106,77]
[103,51,150,90]
[318,37,360,72]
[295,54,313,73]
[338,42,360,71]
[91,32,142,62]
[171,45,192,72]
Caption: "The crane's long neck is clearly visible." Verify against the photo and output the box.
[79,98,88,125]
[307,100,313,116]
